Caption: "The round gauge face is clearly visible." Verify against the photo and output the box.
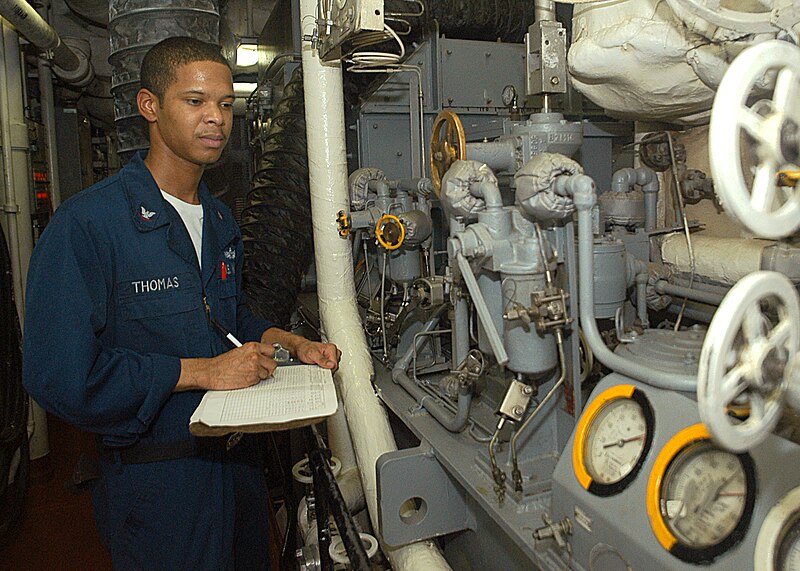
[584,398,648,485]
[502,84,517,107]
[661,441,748,549]
[573,384,655,497]
[648,425,756,564]
[777,518,800,571]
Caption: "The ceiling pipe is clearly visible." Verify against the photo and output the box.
[0,0,94,86]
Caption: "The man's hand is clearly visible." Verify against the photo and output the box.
[177,343,277,391]
[294,339,342,372]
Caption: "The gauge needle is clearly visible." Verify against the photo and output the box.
[602,435,644,449]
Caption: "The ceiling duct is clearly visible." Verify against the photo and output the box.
[108,0,220,159]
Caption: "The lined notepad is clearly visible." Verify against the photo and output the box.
[189,365,337,434]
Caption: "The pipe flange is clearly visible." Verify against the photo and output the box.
[328,532,379,564]
[53,38,94,88]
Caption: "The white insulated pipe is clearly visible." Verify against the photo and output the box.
[0,24,49,460]
[299,1,451,568]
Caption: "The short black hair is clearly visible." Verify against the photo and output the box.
[140,36,230,102]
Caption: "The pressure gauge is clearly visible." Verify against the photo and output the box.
[755,486,800,571]
[573,384,655,496]
[502,84,517,107]
[647,424,756,564]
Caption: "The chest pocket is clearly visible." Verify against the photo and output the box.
[118,287,201,357]
[122,289,198,320]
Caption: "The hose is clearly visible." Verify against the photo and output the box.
[241,67,313,327]
[0,222,28,543]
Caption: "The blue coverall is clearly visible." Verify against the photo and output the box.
[23,152,275,570]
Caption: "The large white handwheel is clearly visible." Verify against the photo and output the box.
[697,271,800,452]
[666,0,789,34]
[709,40,800,239]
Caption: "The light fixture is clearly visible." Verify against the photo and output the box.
[236,43,258,68]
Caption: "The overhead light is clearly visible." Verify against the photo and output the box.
[236,43,258,68]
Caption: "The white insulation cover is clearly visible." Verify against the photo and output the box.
[661,233,773,284]
[299,1,451,568]
[568,0,769,124]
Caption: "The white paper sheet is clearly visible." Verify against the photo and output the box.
[190,365,337,427]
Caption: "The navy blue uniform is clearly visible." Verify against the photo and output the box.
[23,153,275,570]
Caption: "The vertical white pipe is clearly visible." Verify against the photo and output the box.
[299,2,451,568]
[0,23,49,460]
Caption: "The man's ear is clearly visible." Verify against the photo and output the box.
[137,88,159,123]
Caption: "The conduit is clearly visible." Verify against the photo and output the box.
[557,173,697,392]
[391,308,473,432]
[299,0,451,567]
[0,0,93,86]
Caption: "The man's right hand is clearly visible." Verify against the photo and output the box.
[176,343,277,391]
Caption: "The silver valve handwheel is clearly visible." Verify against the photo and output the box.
[708,40,800,239]
[697,271,800,452]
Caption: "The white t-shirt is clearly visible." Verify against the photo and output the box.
[161,190,204,269]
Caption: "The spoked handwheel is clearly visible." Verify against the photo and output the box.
[708,40,800,239]
[430,111,467,196]
[697,271,800,452]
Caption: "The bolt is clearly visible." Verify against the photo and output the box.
[396,151,403,157]
[513,405,524,417]
[372,123,378,129]
[485,52,491,57]
[550,76,560,86]
[522,385,533,396]
[448,97,454,105]
[446,49,452,55]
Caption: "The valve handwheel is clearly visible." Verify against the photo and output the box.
[430,111,467,196]
[709,40,800,239]
[697,271,800,452]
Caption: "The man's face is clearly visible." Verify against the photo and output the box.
[150,60,234,166]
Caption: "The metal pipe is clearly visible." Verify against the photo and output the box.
[299,2,451,567]
[636,274,650,328]
[655,280,724,306]
[466,140,519,175]
[555,173,696,389]
[534,0,556,22]
[572,177,696,391]
[456,252,509,365]
[392,309,473,432]
[0,0,93,86]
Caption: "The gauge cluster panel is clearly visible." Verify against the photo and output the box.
[550,373,800,570]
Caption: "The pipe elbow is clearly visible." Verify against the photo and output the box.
[635,167,659,194]
[611,168,635,193]
[571,174,597,211]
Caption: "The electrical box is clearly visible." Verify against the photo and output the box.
[319,0,384,61]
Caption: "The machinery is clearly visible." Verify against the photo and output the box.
[275,1,800,569]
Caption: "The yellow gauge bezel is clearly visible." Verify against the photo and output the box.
[572,384,654,496]
[647,423,756,563]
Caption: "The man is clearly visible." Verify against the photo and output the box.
[23,37,338,569]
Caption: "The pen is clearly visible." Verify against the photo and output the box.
[226,332,243,348]
[210,317,243,348]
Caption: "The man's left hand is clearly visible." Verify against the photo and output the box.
[295,340,342,372]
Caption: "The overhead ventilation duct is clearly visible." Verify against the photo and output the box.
[108,0,220,158]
